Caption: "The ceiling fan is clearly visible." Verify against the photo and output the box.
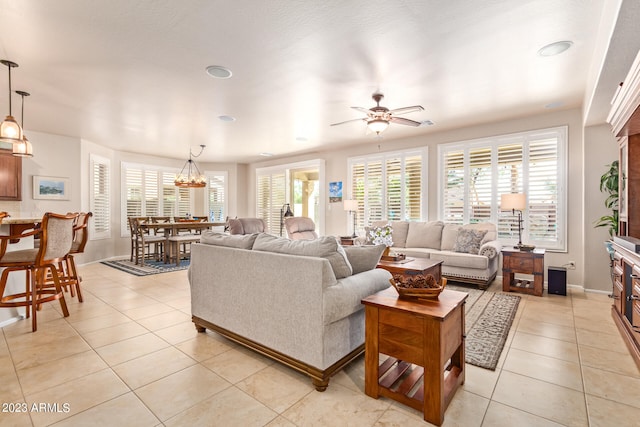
[330,92,430,135]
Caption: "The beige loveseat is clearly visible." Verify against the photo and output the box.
[188,232,391,391]
[366,220,502,289]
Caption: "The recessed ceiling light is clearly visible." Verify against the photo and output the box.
[218,115,236,122]
[537,41,573,57]
[545,101,564,109]
[259,152,274,157]
[206,65,233,79]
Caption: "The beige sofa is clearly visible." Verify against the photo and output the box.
[188,232,391,391]
[366,220,502,289]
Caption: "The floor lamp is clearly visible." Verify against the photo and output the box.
[279,203,293,236]
[343,199,358,238]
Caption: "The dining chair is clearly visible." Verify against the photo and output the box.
[61,212,92,302]
[132,217,165,266]
[0,212,77,332]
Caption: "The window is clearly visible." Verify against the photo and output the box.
[348,149,427,231]
[207,172,227,222]
[256,170,286,235]
[121,162,227,236]
[438,126,567,251]
[90,154,110,240]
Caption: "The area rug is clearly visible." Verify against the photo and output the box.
[101,258,190,276]
[448,284,521,371]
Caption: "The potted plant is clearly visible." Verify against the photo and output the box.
[595,160,619,238]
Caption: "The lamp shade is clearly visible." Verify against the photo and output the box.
[501,193,526,211]
[343,199,358,211]
[367,119,388,134]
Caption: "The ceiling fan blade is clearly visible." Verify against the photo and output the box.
[350,106,372,115]
[330,117,367,126]
[389,105,424,115]
[389,116,422,127]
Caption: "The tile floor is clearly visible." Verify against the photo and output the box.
[1,263,640,426]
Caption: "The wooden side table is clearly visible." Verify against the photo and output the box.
[339,236,356,246]
[362,287,467,426]
[502,248,545,296]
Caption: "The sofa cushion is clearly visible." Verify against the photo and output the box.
[405,221,444,249]
[441,224,461,251]
[342,244,386,275]
[430,250,489,269]
[253,234,353,279]
[453,229,488,254]
[371,220,410,248]
[200,231,258,249]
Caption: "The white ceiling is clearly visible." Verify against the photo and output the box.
[0,0,635,163]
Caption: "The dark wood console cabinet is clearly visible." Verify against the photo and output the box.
[607,51,640,370]
[0,148,22,201]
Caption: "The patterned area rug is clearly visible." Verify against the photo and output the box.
[448,284,521,371]
[101,258,190,276]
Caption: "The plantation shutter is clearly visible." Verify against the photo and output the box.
[442,150,464,225]
[144,170,159,217]
[404,155,422,221]
[468,147,492,223]
[177,187,191,216]
[367,160,384,224]
[497,143,523,239]
[256,170,286,234]
[528,136,559,244]
[207,173,226,222]
[162,172,177,216]
[125,168,143,225]
[386,157,402,221]
[90,154,110,239]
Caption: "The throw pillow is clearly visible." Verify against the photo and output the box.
[452,229,488,255]
[405,221,445,249]
[253,234,353,279]
[342,244,386,275]
[199,231,258,249]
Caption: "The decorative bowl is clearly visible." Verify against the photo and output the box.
[389,275,447,299]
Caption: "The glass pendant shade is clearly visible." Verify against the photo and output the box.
[0,115,22,143]
[368,118,389,134]
[12,137,33,157]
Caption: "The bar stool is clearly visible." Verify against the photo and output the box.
[0,212,77,332]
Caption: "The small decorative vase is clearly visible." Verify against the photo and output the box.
[383,246,391,257]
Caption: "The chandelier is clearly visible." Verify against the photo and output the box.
[175,144,206,188]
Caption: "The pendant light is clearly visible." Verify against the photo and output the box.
[0,60,23,143]
[12,90,33,157]
[174,145,207,188]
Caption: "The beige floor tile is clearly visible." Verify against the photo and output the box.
[121,302,175,320]
[439,389,489,427]
[109,294,161,311]
[510,331,580,363]
[585,393,640,427]
[10,334,92,371]
[112,346,196,389]
[516,320,577,343]
[483,401,565,426]
[265,416,298,427]
[583,365,640,409]
[576,327,629,353]
[135,364,230,421]
[61,301,120,322]
[165,386,278,427]
[25,368,130,427]
[573,315,618,334]
[202,346,272,384]
[0,401,32,427]
[0,364,24,402]
[136,310,190,331]
[68,311,132,334]
[51,392,160,427]
[153,320,200,345]
[579,345,640,377]
[80,321,149,348]
[331,354,365,393]
[462,364,500,399]
[492,371,588,426]
[174,332,236,362]
[502,348,583,391]
[17,349,107,396]
[95,333,169,366]
[237,364,314,413]
[282,382,391,426]
[373,407,429,426]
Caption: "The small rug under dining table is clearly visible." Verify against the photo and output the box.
[101,258,190,276]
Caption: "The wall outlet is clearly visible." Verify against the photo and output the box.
[568,261,576,270]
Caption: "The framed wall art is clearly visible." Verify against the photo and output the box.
[33,176,70,200]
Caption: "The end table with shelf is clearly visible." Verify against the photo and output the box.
[502,247,545,296]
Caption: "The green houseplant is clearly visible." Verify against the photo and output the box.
[595,160,619,237]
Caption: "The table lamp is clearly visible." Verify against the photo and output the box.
[501,193,534,250]
[343,199,358,238]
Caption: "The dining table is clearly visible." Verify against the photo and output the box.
[137,220,226,264]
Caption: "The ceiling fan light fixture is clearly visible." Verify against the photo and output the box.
[368,119,389,134]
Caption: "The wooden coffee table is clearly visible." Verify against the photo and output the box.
[362,287,467,425]
[377,257,443,284]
